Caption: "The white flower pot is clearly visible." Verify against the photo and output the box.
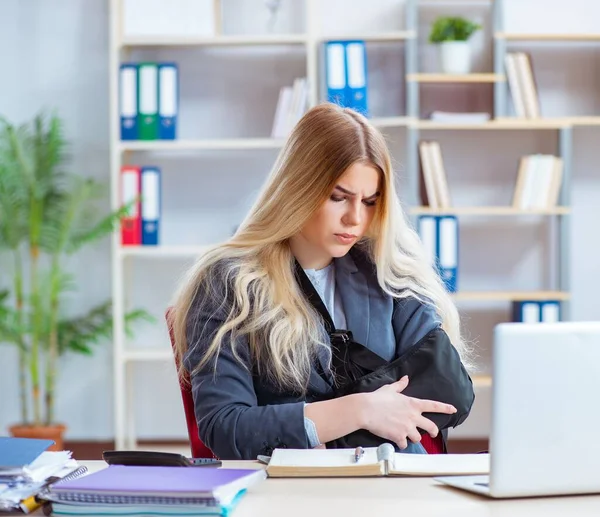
[439,41,471,74]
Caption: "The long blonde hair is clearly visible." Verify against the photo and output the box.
[172,103,471,393]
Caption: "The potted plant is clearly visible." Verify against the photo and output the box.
[0,112,150,450]
[429,16,482,74]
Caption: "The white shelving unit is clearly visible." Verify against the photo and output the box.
[109,0,587,449]
[110,0,378,450]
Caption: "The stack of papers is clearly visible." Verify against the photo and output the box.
[0,437,85,513]
[9,451,75,483]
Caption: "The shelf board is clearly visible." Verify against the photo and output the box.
[495,116,600,127]
[370,116,414,127]
[495,32,600,41]
[119,245,212,258]
[407,73,505,83]
[317,31,415,42]
[122,31,417,47]
[120,34,308,47]
[561,116,600,126]
[416,119,569,130]
[472,375,492,388]
[452,291,570,302]
[122,349,173,362]
[421,0,492,3]
[119,138,285,152]
[410,206,570,216]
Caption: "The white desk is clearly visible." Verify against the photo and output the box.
[72,461,600,517]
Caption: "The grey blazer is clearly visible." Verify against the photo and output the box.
[184,251,443,460]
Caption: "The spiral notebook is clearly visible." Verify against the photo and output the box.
[266,445,490,478]
[47,466,266,505]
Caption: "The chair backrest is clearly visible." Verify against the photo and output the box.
[165,308,215,459]
[420,431,444,455]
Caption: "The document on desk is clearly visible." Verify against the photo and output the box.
[266,446,490,478]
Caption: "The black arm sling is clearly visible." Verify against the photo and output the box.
[294,260,474,450]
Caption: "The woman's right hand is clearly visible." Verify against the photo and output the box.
[358,376,457,450]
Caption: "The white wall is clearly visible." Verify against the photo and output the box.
[1,0,599,441]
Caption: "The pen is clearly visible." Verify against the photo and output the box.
[354,446,364,463]
[256,455,271,465]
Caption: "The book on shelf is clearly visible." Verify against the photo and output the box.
[119,62,179,141]
[505,52,540,119]
[418,140,451,209]
[265,445,489,478]
[271,77,308,138]
[512,154,563,209]
[428,111,491,124]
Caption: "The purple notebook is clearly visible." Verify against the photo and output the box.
[50,466,266,503]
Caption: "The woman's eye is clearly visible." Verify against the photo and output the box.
[363,200,377,207]
[330,195,345,202]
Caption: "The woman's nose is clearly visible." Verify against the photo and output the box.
[343,202,362,226]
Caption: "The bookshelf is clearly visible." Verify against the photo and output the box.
[108,0,586,449]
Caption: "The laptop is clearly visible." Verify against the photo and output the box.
[437,321,600,498]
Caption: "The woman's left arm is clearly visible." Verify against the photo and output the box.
[392,297,474,430]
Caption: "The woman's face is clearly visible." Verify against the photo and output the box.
[291,162,381,270]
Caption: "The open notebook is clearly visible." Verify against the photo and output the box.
[266,445,490,478]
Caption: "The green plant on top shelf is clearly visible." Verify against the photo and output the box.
[429,16,481,43]
[429,16,482,74]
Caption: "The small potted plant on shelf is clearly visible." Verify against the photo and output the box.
[0,112,151,450]
[429,16,482,74]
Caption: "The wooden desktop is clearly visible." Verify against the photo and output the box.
[49,460,600,517]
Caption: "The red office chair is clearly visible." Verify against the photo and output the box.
[166,309,443,456]
[166,309,216,459]
[421,433,444,454]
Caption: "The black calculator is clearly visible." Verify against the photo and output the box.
[103,450,222,467]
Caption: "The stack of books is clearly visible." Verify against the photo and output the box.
[512,154,563,210]
[43,465,267,516]
[505,52,540,118]
[271,78,308,138]
[418,140,451,209]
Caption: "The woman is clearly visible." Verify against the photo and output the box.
[172,103,474,461]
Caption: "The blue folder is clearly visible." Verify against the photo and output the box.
[158,63,178,140]
[0,436,54,471]
[141,167,161,245]
[119,63,138,140]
